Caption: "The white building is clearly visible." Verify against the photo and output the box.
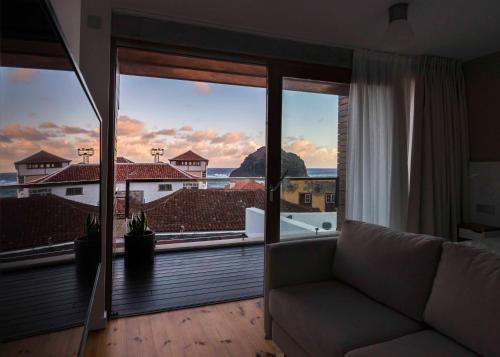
[14,151,204,205]
[169,150,209,179]
[15,150,70,184]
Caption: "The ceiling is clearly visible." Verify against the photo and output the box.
[112,0,500,61]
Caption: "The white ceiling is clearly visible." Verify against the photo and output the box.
[112,0,500,60]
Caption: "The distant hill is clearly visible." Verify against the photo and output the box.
[230,146,308,177]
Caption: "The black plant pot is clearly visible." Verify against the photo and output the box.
[124,231,156,266]
[74,237,100,273]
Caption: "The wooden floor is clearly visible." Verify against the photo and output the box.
[112,245,264,316]
[1,263,95,341]
[85,298,282,357]
[0,326,83,357]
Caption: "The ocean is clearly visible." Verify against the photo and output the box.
[207,168,337,188]
[0,172,17,198]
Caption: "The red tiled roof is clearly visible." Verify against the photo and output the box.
[115,163,196,181]
[142,189,265,232]
[0,195,98,252]
[14,150,70,165]
[116,156,134,163]
[140,189,319,233]
[37,163,195,183]
[225,180,265,190]
[37,164,100,183]
[170,150,208,162]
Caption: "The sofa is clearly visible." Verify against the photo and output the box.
[265,220,500,357]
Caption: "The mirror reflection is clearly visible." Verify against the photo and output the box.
[0,0,101,352]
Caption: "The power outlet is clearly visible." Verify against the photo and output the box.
[476,204,496,215]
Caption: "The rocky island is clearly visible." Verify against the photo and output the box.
[230,146,308,177]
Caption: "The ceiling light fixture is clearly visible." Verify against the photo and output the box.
[384,3,414,49]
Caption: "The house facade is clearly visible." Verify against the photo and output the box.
[169,150,209,179]
[14,151,204,205]
[14,150,70,185]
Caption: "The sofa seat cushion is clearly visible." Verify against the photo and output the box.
[345,330,477,357]
[332,220,445,321]
[424,243,500,357]
[269,280,423,357]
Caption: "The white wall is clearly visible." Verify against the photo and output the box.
[50,0,82,63]
[16,163,69,178]
[282,212,337,232]
[129,181,183,202]
[245,207,338,240]
[51,184,100,206]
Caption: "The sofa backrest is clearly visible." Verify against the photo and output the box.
[424,243,500,357]
[332,220,445,321]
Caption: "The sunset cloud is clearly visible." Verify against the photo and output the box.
[211,131,247,144]
[39,121,59,129]
[0,121,101,171]
[9,68,41,84]
[193,82,212,95]
[117,115,145,136]
[60,125,93,135]
[2,123,47,141]
[179,125,193,132]
[155,128,177,136]
[283,136,337,168]
[187,129,217,142]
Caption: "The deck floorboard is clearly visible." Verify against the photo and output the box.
[1,244,264,341]
[111,245,264,317]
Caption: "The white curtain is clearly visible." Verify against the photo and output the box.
[346,49,414,230]
[407,57,469,239]
[346,50,469,239]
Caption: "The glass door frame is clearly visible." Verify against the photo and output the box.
[265,61,351,245]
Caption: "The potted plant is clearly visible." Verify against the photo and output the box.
[74,214,100,272]
[124,211,156,265]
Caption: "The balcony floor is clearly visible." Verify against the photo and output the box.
[1,244,264,341]
[111,244,264,317]
[1,263,94,342]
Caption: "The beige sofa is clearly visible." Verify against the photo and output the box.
[265,220,500,356]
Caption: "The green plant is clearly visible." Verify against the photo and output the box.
[84,214,100,242]
[128,211,149,236]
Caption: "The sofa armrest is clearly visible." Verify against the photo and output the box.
[266,237,337,291]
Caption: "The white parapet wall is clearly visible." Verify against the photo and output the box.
[245,207,338,240]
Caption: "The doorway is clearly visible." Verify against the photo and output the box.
[109,46,269,317]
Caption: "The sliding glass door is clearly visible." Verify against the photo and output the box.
[265,64,349,243]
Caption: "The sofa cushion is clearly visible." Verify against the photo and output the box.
[269,280,423,357]
[345,330,477,357]
[332,220,444,321]
[424,243,500,357]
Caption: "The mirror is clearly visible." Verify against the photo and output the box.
[0,0,101,354]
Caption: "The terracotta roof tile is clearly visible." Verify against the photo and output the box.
[116,157,134,163]
[14,150,70,165]
[115,163,196,181]
[0,195,98,252]
[225,180,265,190]
[140,189,319,233]
[38,163,195,183]
[170,150,208,162]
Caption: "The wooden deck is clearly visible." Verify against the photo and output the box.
[1,244,264,341]
[1,263,95,342]
[112,244,264,316]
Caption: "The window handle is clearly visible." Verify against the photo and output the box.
[269,170,288,202]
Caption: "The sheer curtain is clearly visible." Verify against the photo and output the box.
[346,50,469,239]
[346,49,414,230]
[407,57,469,239]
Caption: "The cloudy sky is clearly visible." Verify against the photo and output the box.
[0,67,338,172]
